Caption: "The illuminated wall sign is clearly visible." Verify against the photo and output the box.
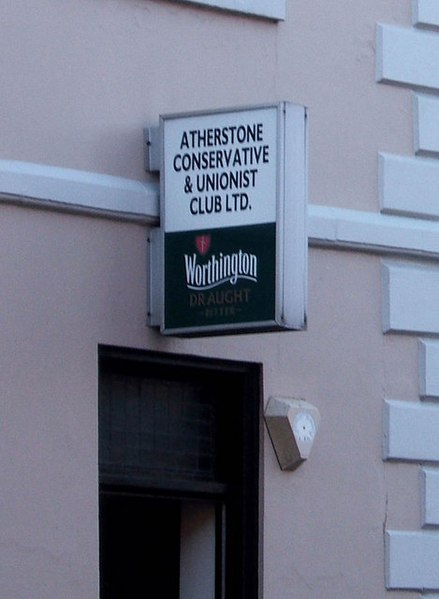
[155,102,307,336]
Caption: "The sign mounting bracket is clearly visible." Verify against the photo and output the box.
[144,126,160,173]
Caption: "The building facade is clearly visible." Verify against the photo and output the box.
[1,1,439,597]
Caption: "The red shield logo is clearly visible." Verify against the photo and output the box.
[195,234,211,255]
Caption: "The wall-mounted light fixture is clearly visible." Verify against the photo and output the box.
[264,397,320,471]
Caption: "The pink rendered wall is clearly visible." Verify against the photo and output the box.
[0,207,149,598]
[0,205,418,598]
[1,0,411,209]
[0,1,418,598]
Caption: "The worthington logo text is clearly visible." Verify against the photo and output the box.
[184,250,257,290]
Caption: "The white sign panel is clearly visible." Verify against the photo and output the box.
[162,106,278,232]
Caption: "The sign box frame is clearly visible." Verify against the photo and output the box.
[148,102,308,336]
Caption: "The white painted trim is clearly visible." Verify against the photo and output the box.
[382,262,439,335]
[376,24,439,91]
[0,160,159,223]
[414,94,439,156]
[384,399,439,461]
[176,0,285,20]
[422,467,439,527]
[379,153,439,220]
[2,161,439,262]
[414,0,439,30]
[419,340,439,400]
[308,205,439,259]
[386,530,439,590]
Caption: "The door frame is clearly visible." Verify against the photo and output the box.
[98,345,263,599]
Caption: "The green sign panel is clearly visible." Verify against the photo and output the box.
[165,223,276,332]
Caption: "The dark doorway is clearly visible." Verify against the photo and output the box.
[98,347,262,599]
[99,493,180,598]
